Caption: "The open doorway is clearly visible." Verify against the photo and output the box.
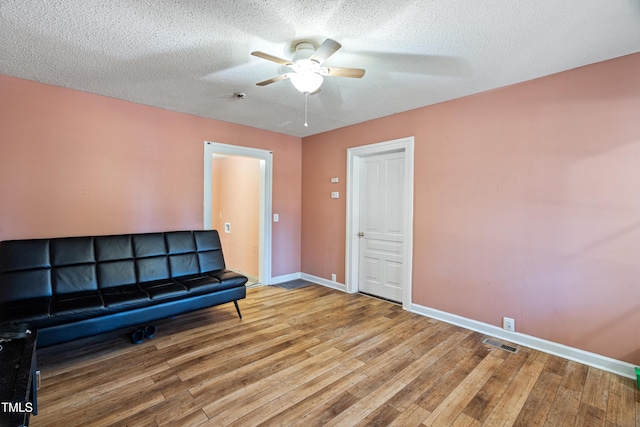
[211,154,261,283]
[203,142,273,285]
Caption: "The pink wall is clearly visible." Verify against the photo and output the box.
[302,52,640,365]
[2,51,639,364]
[212,155,261,278]
[0,74,301,277]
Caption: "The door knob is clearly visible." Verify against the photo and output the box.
[358,232,365,237]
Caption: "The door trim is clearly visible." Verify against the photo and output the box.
[203,141,273,285]
[346,136,414,310]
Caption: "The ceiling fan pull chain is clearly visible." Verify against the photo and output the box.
[304,92,309,127]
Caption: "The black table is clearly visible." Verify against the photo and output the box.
[0,329,37,427]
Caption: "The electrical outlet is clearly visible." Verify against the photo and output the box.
[331,273,336,282]
[503,317,515,332]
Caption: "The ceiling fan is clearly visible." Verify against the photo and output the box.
[251,38,366,95]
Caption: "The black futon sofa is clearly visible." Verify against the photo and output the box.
[0,230,247,347]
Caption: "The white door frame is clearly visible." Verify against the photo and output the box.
[203,141,273,285]
[346,136,414,310]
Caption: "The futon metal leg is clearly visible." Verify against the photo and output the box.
[233,300,242,319]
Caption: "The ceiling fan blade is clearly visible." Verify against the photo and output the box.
[321,67,366,78]
[256,74,291,86]
[251,51,292,65]
[309,39,341,64]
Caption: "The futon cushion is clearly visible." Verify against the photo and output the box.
[51,292,105,319]
[132,233,166,258]
[0,269,52,303]
[177,274,220,294]
[0,239,50,272]
[137,256,170,283]
[194,230,225,273]
[97,260,137,288]
[54,264,98,294]
[212,269,250,288]
[165,231,196,254]
[0,240,53,306]
[193,231,222,251]
[0,297,51,323]
[101,285,150,308]
[169,253,200,277]
[139,280,189,300]
[198,252,225,274]
[51,237,95,266]
[95,235,133,262]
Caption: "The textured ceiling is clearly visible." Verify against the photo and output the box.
[1,0,640,137]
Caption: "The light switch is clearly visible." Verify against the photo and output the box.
[273,213,279,222]
[224,222,231,233]
[331,192,340,199]
[331,177,339,183]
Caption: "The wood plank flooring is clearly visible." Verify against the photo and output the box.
[32,285,639,426]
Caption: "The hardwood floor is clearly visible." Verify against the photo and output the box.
[32,285,639,426]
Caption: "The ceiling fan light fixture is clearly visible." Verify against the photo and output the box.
[289,71,324,94]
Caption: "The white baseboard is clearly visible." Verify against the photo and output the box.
[410,302,637,380]
[300,273,346,292]
[270,271,345,291]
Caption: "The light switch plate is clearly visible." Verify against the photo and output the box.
[331,192,339,199]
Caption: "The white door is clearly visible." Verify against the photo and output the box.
[358,151,405,302]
